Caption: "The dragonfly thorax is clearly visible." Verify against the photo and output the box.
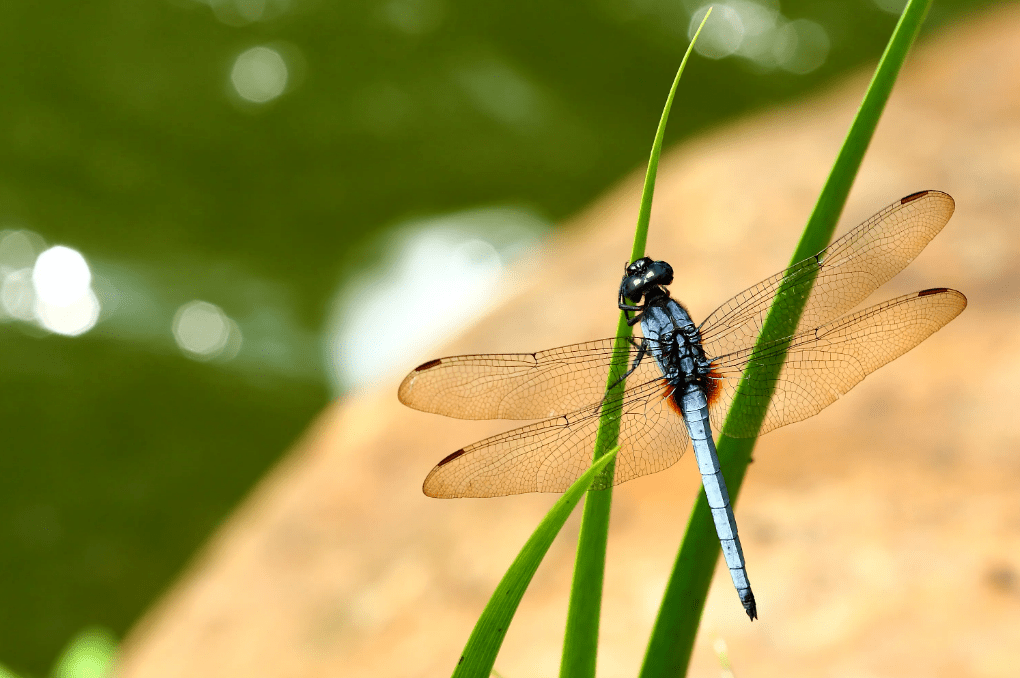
[640,297,712,389]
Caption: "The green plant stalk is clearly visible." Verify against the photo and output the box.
[639,1,932,676]
[559,11,712,678]
[450,447,619,678]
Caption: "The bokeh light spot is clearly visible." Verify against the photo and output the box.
[0,229,44,271]
[1,268,37,321]
[683,2,828,75]
[33,246,93,307]
[775,19,830,75]
[731,0,781,67]
[233,0,268,22]
[173,301,240,359]
[231,46,288,103]
[36,289,101,336]
[327,207,548,391]
[689,5,745,60]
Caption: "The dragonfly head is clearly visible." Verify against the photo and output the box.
[620,257,674,304]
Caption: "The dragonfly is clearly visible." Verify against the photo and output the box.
[398,190,966,620]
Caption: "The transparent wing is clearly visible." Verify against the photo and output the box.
[700,191,955,360]
[399,338,664,420]
[422,377,690,497]
[706,288,967,438]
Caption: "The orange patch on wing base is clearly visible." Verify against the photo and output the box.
[704,365,724,407]
[663,366,723,415]
[663,381,683,417]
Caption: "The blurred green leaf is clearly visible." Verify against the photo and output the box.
[0,662,23,678]
[451,447,619,678]
[50,628,117,678]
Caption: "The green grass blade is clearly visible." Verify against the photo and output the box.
[559,11,712,678]
[450,447,619,678]
[639,1,933,676]
[631,8,712,263]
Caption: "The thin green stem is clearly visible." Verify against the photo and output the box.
[632,11,709,262]
[559,11,712,678]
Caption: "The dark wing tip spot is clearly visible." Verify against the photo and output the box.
[900,190,929,205]
[918,287,950,297]
[436,448,466,467]
[415,358,443,371]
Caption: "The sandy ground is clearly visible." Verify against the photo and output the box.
[117,6,1020,678]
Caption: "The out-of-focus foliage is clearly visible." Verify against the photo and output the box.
[0,0,991,674]
[50,627,117,678]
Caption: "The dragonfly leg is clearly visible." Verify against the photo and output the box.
[619,303,645,326]
[596,339,649,414]
[607,338,648,391]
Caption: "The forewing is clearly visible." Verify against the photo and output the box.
[700,191,955,360]
[422,377,691,497]
[399,338,663,420]
[706,288,966,438]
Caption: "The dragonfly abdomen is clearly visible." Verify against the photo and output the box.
[679,382,758,621]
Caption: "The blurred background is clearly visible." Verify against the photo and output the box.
[0,0,1003,676]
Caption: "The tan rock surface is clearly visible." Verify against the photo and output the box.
[118,7,1020,678]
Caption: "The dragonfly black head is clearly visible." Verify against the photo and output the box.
[619,257,674,325]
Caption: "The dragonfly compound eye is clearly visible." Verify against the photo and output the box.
[647,260,674,287]
[625,256,654,276]
[621,274,649,302]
